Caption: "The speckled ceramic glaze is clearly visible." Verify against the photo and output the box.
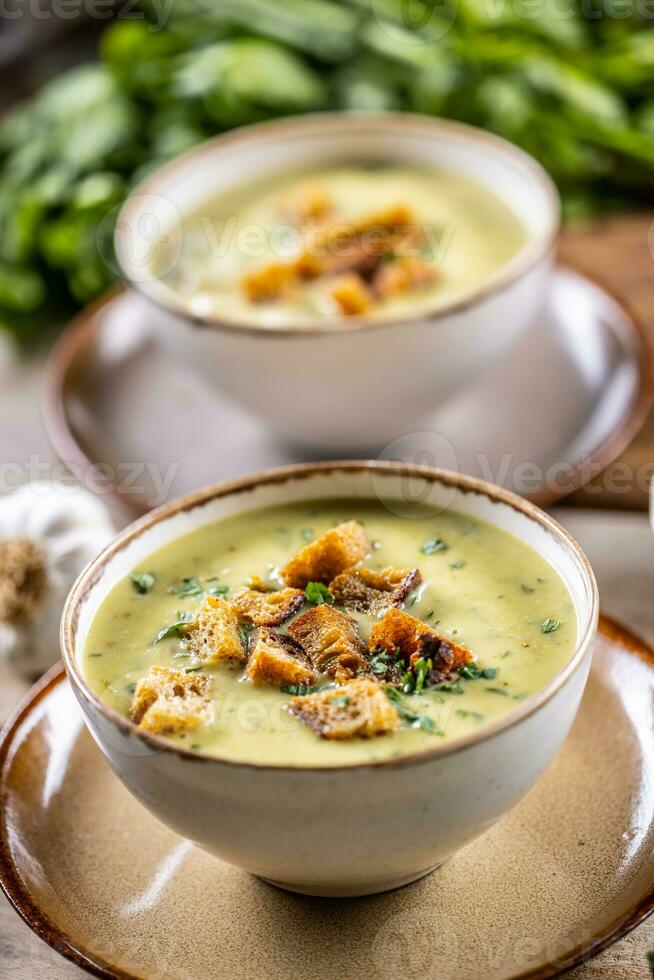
[115,114,560,452]
[2,617,653,979]
[60,463,597,898]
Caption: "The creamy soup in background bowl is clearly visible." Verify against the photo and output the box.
[115,113,560,452]
[62,462,597,897]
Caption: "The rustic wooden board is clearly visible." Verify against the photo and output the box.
[560,214,654,511]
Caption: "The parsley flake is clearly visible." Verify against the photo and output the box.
[130,571,156,594]
[305,581,334,605]
[420,537,448,555]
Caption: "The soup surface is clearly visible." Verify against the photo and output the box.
[152,165,526,327]
[83,500,576,767]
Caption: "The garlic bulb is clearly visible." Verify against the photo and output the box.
[0,482,115,679]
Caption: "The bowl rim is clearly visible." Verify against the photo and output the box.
[61,460,599,773]
[115,110,561,338]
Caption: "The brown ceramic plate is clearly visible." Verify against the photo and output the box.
[1,615,653,980]
[43,268,652,519]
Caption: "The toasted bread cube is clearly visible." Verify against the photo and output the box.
[288,678,398,739]
[280,182,331,224]
[329,567,422,616]
[373,255,438,300]
[280,521,371,588]
[288,604,369,683]
[230,586,304,627]
[241,261,298,303]
[351,203,413,237]
[331,273,373,316]
[185,596,245,665]
[131,665,213,734]
[246,627,316,687]
[369,608,472,681]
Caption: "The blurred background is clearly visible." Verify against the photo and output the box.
[1,0,653,348]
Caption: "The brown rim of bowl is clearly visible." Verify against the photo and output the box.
[115,111,561,338]
[42,265,654,517]
[2,615,654,980]
[60,460,599,773]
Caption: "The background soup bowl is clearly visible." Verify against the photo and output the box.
[61,462,597,898]
[115,113,560,453]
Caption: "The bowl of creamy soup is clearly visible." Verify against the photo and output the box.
[115,113,560,451]
[62,462,597,897]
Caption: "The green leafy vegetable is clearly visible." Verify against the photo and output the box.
[541,618,561,633]
[305,581,334,605]
[130,571,156,594]
[330,695,351,707]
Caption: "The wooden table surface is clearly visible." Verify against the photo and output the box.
[2,217,654,978]
[560,213,654,512]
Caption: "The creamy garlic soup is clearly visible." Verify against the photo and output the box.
[152,165,526,327]
[83,501,576,767]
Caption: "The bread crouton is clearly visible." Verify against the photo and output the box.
[130,665,213,734]
[280,520,371,588]
[372,255,438,300]
[329,567,422,616]
[280,182,331,224]
[241,261,298,303]
[288,677,398,739]
[185,595,245,665]
[288,604,369,683]
[246,627,316,687]
[331,274,373,316]
[369,608,473,682]
[231,586,304,627]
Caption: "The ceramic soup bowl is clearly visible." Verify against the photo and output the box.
[115,113,560,453]
[61,462,597,898]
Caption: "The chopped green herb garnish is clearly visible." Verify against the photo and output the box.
[305,581,334,605]
[281,683,318,696]
[434,680,464,694]
[520,583,535,594]
[455,708,485,721]
[300,528,314,541]
[499,650,511,659]
[370,655,390,676]
[420,537,448,555]
[541,618,560,633]
[190,743,201,750]
[460,663,498,680]
[486,686,510,696]
[125,682,136,694]
[450,560,465,569]
[385,686,403,702]
[330,695,351,707]
[394,702,441,734]
[89,652,103,658]
[646,951,654,977]
[169,576,204,598]
[130,571,156,594]
[413,657,432,693]
[154,615,191,644]
[402,670,415,694]
[184,666,205,673]
[239,623,256,649]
